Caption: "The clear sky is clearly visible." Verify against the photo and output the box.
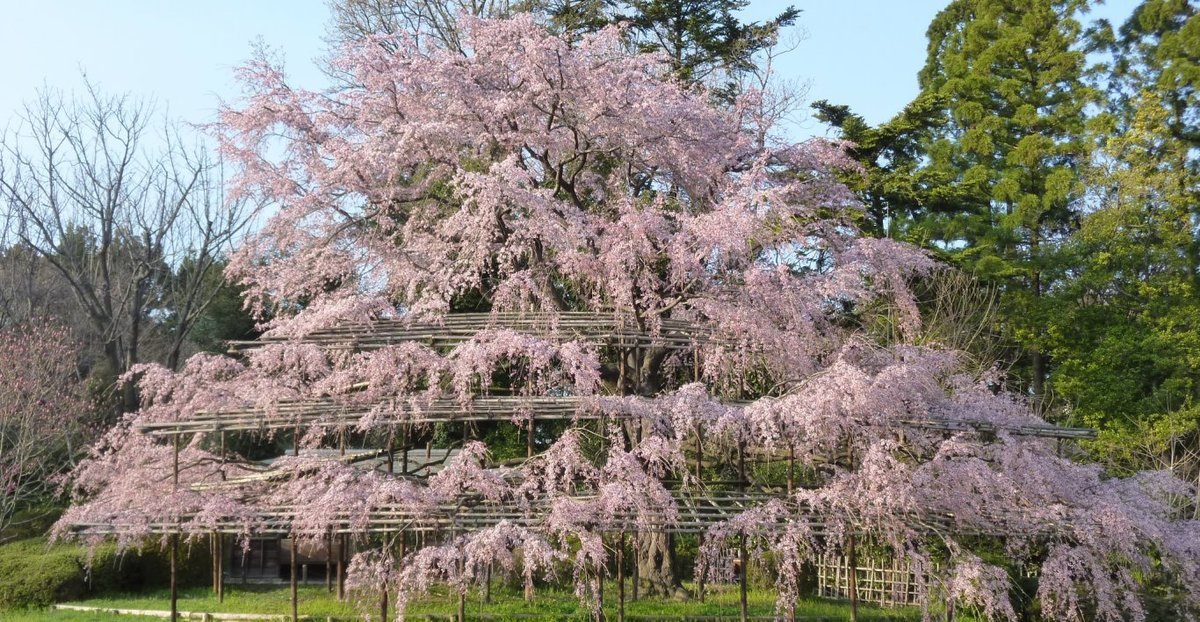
[0,1,1139,141]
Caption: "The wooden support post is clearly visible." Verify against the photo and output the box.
[387,430,395,475]
[293,426,300,457]
[617,531,626,622]
[848,538,858,622]
[213,533,225,602]
[631,531,639,602]
[597,550,605,622]
[737,444,746,493]
[212,533,218,595]
[739,444,748,622]
[739,532,748,622]
[290,534,299,622]
[694,424,703,483]
[457,590,466,622]
[402,424,410,474]
[217,533,225,603]
[527,416,535,459]
[618,341,626,394]
[381,583,388,622]
[846,438,858,622]
[171,435,179,622]
[170,533,178,622]
[600,411,608,454]
[787,443,795,495]
[337,533,346,601]
[326,529,333,593]
[485,562,493,604]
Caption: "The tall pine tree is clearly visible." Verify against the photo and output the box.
[915,0,1096,397]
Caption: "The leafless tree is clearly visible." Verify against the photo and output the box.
[326,0,541,52]
[0,82,257,411]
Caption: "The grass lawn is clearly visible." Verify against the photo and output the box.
[19,583,941,621]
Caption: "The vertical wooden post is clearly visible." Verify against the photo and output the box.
[212,533,218,595]
[217,427,227,607]
[617,531,626,622]
[630,536,639,602]
[171,435,179,622]
[525,561,535,603]
[381,583,388,622]
[293,425,300,457]
[485,562,493,604]
[337,532,346,600]
[787,443,795,495]
[618,340,626,394]
[527,416,535,459]
[217,533,225,603]
[290,534,299,622]
[457,590,466,622]
[738,441,748,622]
[402,424,410,474]
[326,529,333,593]
[848,538,858,622]
[387,429,395,474]
[597,547,605,622]
[846,439,858,622]
[737,445,746,493]
[739,532,748,622]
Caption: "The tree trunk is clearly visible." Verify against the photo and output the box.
[635,530,676,597]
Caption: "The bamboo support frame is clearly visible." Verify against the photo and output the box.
[228,312,717,354]
[69,312,1102,620]
[133,393,1096,441]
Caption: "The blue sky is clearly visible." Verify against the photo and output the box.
[0,1,1138,140]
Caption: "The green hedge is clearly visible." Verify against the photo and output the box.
[0,537,211,610]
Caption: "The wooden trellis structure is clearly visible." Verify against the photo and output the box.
[65,312,1096,622]
[816,554,925,607]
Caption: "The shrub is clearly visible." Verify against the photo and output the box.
[0,538,88,609]
[0,537,211,610]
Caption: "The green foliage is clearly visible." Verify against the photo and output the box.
[546,1,799,98]
[914,0,1098,396]
[177,258,259,355]
[0,538,89,610]
[817,0,1099,399]
[0,537,210,611]
[617,0,798,88]
[811,94,965,241]
[1035,1,1200,476]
